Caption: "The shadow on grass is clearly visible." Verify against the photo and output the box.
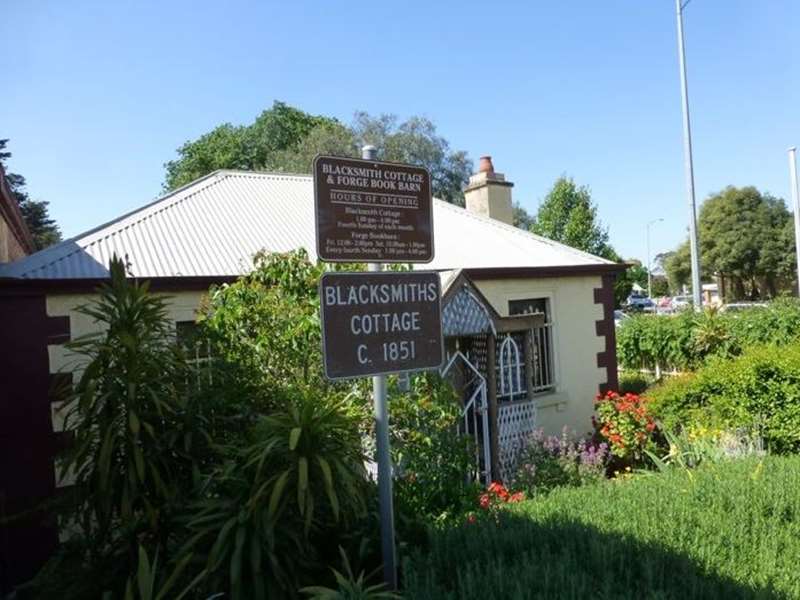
[402,513,791,600]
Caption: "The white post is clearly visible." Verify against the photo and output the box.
[362,144,397,590]
[675,0,703,310]
[789,147,800,297]
[647,225,651,299]
[646,218,663,299]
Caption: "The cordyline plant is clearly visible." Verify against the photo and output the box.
[594,391,656,463]
[60,257,207,560]
[178,390,371,600]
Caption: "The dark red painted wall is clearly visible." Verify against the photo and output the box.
[0,293,65,593]
[594,273,620,394]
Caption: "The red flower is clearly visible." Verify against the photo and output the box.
[467,513,477,524]
[509,492,524,503]
[479,494,490,509]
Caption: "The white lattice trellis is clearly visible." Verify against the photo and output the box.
[497,400,537,483]
[441,351,493,485]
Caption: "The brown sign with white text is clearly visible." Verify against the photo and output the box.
[313,155,434,263]
[319,271,444,379]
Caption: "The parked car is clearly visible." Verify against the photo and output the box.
[671,295,692,311]
[614,309,630,327]
[625,294,655,311]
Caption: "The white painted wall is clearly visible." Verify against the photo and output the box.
[474,275,607,437]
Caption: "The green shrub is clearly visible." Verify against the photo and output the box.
[180,391,371,600]
[390,374,477,524]
[648,344,800,453]
[404,456,800,599]
[200,249,328,402]
[618,372,653,394]
[300,547,399,600]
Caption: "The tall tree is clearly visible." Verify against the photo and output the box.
[667,186,795,300]
[163,103,473,205]
[352,113,472,205]
[0,139,62,250]
[531,176,618,260]
[163,102,341,190]
[665,244,692,292]
[269,121,356,173]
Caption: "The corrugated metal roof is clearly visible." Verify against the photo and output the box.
[0,170,613,280]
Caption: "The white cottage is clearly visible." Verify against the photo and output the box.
[0,157,623,587]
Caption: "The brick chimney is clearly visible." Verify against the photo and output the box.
[463,156,514,225]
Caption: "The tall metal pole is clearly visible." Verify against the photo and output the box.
[675,0,703,310]
[788,147,800,297]
[362,144,397,589]
[646,218,664,298]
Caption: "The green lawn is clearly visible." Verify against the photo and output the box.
[403,456,800,599]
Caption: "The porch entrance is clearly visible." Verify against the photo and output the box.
[440,272,552,484]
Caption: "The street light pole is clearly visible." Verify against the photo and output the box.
[675,0,703,310]
[788,147,800,297]
[646,218,664,298]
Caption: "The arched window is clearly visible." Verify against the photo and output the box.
[498,334,526,402]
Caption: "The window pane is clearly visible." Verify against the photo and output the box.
[509,298,548,319]
[176,320,209,358]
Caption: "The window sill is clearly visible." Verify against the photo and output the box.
[530,390,568,411]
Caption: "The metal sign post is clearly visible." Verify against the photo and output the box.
[314,145,439,590]
[369,266,396,590]
[365,144,394,590]
[368,144,392,590]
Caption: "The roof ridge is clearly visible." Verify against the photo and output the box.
[433,200,613,265]
[218,169,313,180]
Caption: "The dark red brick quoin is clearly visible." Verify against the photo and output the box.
[0,292,68,593]
[594,273,619,395]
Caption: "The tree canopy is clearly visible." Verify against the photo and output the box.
[666,186,795,299]
[0,138,62,250]
[513,202,536,230]
[163,101,472,204]
[351,112,471,205]
[530,176,618,261]
[529,176,633,305]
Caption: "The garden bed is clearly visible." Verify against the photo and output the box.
[404,456,800,599]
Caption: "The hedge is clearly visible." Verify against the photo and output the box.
[616,299,800,372]
[646,343,800,453]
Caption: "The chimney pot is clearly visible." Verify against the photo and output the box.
[479,156,495,174]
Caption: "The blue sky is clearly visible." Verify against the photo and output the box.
[2,0,799,262]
